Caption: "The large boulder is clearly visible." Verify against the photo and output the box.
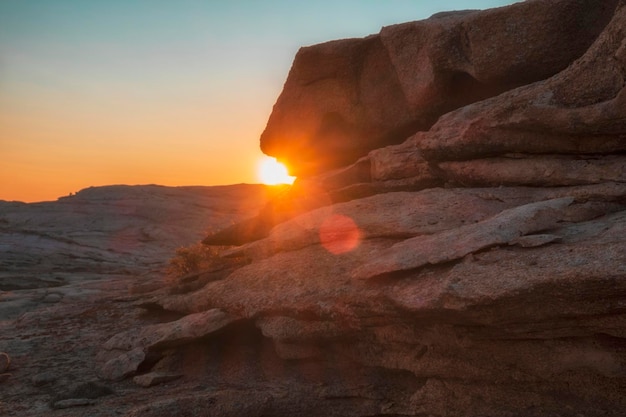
[416,2,626,162]
[260,0,618,176]
[302,0,626,196]
[183,3,626,415]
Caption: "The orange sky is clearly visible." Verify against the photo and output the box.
[0,0,516,202]
[1,71,277,201]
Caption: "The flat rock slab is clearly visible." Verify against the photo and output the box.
[99,347,146,381]
[31,371,58,387]
[510,234,562,248]
[352,197,575,280]
[103,309,235,352]
[384,209,626,322]
[228,184,626,262]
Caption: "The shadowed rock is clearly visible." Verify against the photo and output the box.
[438,155,626,187]
[96,309,236,381]
[98,347,146,381]
[416,3,626,162]
[261,0,618,176]
[132,372,183,387]
[103,309,235,352]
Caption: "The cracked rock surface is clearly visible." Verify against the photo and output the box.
[3,1,626,416]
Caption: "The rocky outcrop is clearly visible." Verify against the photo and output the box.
[155,183,626,416]
[206,0,624,249]
[189,2,626,416]
[261,0,618,176]
[3,1,626,416]
[96,309,235,381]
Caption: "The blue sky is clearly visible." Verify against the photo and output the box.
[0,0,518,201]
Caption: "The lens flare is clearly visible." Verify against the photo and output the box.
[257,156,296,185]
[319,214,361,255]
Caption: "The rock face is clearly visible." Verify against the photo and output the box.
[196,2,626,415]
[3,1,626,417]
[260,0,619,176]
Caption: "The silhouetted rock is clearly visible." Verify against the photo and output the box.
[261,0,618,176]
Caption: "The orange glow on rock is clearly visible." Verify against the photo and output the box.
[319,214,361,255]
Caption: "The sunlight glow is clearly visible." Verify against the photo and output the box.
[257,156,296,185]
[319,214,362,254]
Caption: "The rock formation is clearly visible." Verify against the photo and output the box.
[260,0,619,176]
[2,1,626,416]
[171,1,626,415]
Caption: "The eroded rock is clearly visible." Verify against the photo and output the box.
[438,155,626,187]
[51,381,114,409]
[416,4,626,162]
[353,197,577,280]
[103,309,236,352]
[260,0,617,175]
[3,2,626,416]
[98,347,146,381]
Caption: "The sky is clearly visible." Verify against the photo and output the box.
[0,0,518,202]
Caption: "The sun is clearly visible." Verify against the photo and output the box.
[257,156,296,185]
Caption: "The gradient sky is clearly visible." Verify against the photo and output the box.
[1,0,517,202]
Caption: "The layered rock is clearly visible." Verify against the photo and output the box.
[3,1,626,416]
[180,2,626,416]
[261,0,618,176]
[153,183,626,416]
[205,0,623,249]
